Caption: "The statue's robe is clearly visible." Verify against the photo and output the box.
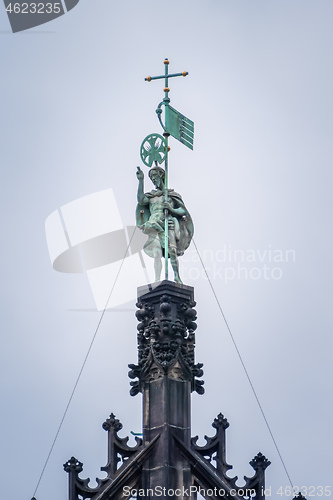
[136,189,194,258]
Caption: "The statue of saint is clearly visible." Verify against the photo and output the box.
[136,165,193,284]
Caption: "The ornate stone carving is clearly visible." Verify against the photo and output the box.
[190,413,271,498]
[102,413,142,478]
[102,412,122,433]
[191,413,233,479]
[129,282,204,395]
[249,452,271,472]
[63,413,144,499]
[63,456,83,474]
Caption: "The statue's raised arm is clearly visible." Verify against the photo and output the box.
[135,165,194,284]
[136,166,149,205]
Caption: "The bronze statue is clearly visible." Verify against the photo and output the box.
[136,166,193,283]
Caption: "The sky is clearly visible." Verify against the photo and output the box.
[0,1,332,499]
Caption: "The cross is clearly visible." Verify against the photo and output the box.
[145,58,188,108]
[145,59,189,280]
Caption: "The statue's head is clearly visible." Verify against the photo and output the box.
[149,166,165,189]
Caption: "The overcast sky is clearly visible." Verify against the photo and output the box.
[0,1,332,499]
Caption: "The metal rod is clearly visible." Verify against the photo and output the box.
[145,59,189,281]
[145,72,188,82]
[164,59,169,281]
[164,136,169,281]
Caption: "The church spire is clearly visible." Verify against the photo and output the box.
[63,59,277,500]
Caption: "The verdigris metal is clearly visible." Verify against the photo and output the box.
[145,59,193,149]
[140,133,166,167]
[166,104,194,150]
[136,165,193,283]
[63,59,278,500]
[143,59,194,280]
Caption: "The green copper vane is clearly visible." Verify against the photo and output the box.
[165,104,194,150]
[140,133,166,167]
[150,59,194,149]
[137,59,194,283]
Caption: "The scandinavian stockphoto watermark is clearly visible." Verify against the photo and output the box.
[45,189,296,310]
[182,245,296,284]
[3,0,80,33]
[45,188,155,311]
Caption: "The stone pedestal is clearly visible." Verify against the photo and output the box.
[64,281,272,500]
[129,281,204,498]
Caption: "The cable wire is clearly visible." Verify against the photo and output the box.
[32,227,137,498]
[192,238,294,489]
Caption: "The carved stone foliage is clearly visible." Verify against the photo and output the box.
[128,283,204,396]
[191,413,271,499]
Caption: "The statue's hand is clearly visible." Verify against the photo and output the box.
[162,201,173,212]
[136,166,144,181]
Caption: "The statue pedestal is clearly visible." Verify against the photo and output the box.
[132,281,202,497]
[64,281,271,500]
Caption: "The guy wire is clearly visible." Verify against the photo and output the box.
[32,226,137,499]
[192,238,294,489]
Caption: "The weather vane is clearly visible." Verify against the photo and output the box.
[136,59,194,283]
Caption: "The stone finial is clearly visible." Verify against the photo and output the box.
[63,456,83,473]
[212,412,229,430]
[249,452,271,471]
[102,413,123,432]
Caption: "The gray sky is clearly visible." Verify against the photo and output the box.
[0,1,332,499]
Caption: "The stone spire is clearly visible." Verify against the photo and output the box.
[64,281,272,499]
